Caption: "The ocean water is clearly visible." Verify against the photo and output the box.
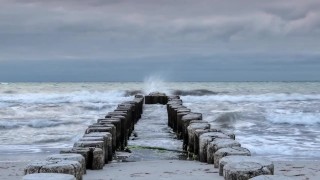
[0,81,319,161]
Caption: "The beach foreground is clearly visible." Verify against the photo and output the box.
[1,155,320,180]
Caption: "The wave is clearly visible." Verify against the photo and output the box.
[0,90,129,104]
[33,137,72,144]
[172,89,221,96]
[124,89,223,96]
[0,121,20,129]
[239,135,320,160]
[2,90,16,94]
[211,112,241,129]
[124,90,143,96]
[266,112,320,125]
[0,119,83,129]
[26,119,83,128]
[79,103,114,111]
[182,93,320,103]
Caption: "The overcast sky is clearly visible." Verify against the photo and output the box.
[0,0,320,82]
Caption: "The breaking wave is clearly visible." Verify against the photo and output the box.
[172,89,221,96]
[0,119,83,129]
[182,93,320,102]
[124,90,143,96]
[33,137,72,144]
[0,90,128,104]
[2,90,16,94]
[266,112,320,125]
[0,121,20,129]
[124,89,223,96]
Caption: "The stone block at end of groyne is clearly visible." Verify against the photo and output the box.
[145,92,169,104]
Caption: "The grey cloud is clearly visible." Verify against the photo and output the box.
[0,0,320,81]
[264,7,309,21]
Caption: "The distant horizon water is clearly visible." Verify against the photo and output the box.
[2,80,320,83]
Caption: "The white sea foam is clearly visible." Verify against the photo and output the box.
[182,93,320,103]
[240,137,320,160]
[143,75,171,95]
[0,145,42,154]
[266,111,320,125]
[0,90,128,104]
[0,121,20,129]
[27,119,82,128]
[0,119,84,129]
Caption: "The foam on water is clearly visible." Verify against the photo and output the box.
[182,93,320,103]
[0,90,126,104]
[0,145,43,154]
[0,82,320,161]
[180,86,320,160]
[266,111,320,125]
[0,84,133,153]
[238,133,320,160]
[0,119,85,129]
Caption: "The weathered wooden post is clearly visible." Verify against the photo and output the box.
[198,132,231,162]
[83,132,113,161]
[179,113,202,139]
[214,146,251,168]
[24,160,82,180]
[219,156,274,177]
[207,138,241,164]
[73,141,105,168]
[186,121,210,154]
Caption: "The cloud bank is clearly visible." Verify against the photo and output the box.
[0,0,319,81]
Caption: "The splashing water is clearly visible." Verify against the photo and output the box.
[143,75,171,95]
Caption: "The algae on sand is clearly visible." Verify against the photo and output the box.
[119,145,187,162]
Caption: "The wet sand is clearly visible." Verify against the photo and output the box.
[1,153,320,180]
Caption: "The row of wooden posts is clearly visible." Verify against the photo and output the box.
[23,95,144,180]
[146,92,277,180]
[23,92,283,180]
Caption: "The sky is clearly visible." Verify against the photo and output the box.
[0,0,320,82]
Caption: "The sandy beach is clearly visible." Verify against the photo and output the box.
[0,153,52,180]
[1,153,320,180]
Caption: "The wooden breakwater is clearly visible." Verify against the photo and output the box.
[23,92,283,180]
[143,92,276,180]
[23,95,144,180]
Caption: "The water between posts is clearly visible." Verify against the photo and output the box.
[119,104,187,162]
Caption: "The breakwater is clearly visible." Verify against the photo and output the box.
[23,92,286,180]
[23,95,144,180]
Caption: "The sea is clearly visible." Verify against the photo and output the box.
[0,80,319,161]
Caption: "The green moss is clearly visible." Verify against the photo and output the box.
[128,145,169,151]
[193,154,198,160]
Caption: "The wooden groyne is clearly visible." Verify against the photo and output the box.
[23,92,283,180]
[23,95,144,180]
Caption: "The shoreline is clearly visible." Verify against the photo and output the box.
[2,153,320,180]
